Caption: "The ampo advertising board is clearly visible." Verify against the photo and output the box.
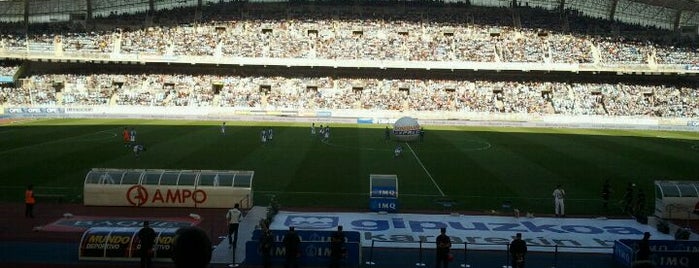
[83,184,250,208]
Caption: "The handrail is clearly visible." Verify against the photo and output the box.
[1,49,696,74]
[364,240,614,268]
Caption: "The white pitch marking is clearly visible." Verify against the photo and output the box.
[405,142,445,196]
[0,127,121,155]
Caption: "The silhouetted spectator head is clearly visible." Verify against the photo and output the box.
[172,227,212,268]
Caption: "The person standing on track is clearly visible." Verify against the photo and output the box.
[283,226,301,268]
[510,233,527,268]
[259,223,274,268]
[636,232,652,262]
[226,203,243,248]
[25,184,35,218]
[137,220,156,268]
[553,184,566,217]
[435,227,451,268]
[329,225,346,268]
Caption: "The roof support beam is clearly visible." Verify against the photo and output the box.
[674,9,682,31]
[86,0,92,22]
[23,0,28,33]
[609,0,619,21]
[149,0,155,16]
[558,0,566,13]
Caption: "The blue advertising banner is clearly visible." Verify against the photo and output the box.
[0,76,13,83]
[244,240,360,266]
[369,175,398,212]
[357,118,374,124]
[613,240,634,268]
[5,107,65,116]
[370,187,398,198]
[614,240,699,268]
[369,197,399,213]
[316,111,332,117]
[79,227,178,261]
[251,229,360,243]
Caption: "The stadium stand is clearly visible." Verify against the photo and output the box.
[2,73,698,118]
[1,1,699,268]
[0,2,697,65]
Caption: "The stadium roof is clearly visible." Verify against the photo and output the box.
[630,0,699,11]
[0,0,698,12]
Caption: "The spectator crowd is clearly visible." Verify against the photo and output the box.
[1,73,697,118]
[0,5,697,65]
[1,4,697,118]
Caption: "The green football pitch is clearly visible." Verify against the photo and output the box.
[1,118,698,216]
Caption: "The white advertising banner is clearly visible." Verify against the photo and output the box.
[269,211,675,253]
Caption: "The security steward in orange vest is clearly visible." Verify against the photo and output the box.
[25,184,35,218]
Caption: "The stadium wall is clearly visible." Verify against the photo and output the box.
[3,106,699,132]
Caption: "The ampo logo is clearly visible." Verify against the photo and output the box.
[126,185,208,206]
[126,185,149,206]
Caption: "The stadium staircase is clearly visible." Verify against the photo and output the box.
[111,36,121,55]
[108,92,119,106]
[162,91,175,105]
[194,8,203,22]
[512,11,522,29]
[495,99,505,112]
[493,45,502,63]
[56,92,63,105]
[260,94,269,108]
[561,14,570,32]
[647,48,658,68]
[543,41,551,64]
[589,40,601,64]
[145,15,154,27]
[601,100,609,115]
[212,95,221,107]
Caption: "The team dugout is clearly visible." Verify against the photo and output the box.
[83,168,253,209]
[654,180,699,220]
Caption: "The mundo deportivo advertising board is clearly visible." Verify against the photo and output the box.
[269,211,675,253]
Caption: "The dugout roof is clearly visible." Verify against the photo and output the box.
[655,181,699,198]
[84,168,254,187]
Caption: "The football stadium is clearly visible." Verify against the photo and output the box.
[1,0,699,267]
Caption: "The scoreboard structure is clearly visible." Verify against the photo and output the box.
[369,174,399,213]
